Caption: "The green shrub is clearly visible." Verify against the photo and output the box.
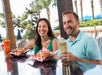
[80,19,102,27]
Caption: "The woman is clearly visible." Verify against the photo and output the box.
[24,18,59,59]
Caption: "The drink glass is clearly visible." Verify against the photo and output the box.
[59,37,71,75]
[4,40,10,58]
[59,37,67,53]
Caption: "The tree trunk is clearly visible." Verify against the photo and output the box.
[2,1,18,75]
[91,0,94,20]
[100,0,102,19]
[47,8,50,22]
[74,0,78,14]
[57,0,73,39]
[2,0,16,50]
[80,0,83,22]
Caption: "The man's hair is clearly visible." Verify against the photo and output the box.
[62,10,79,21]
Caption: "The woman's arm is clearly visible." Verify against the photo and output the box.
[24,39,35,50]
[52,38,59,59]
[52,38,59,52]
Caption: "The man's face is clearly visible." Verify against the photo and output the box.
[62,14,79,36]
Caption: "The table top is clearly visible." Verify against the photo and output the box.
[0,50,102,75]
[0,50,64,75]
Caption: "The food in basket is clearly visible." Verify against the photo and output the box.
[30,48,52,62]
[9,48,26,57]
[27,47,58,62]
[17,48,25,53]
[40,51,51,57]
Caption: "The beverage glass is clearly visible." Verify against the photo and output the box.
[59,37,67,53]
[4,40,10,58]
[59,37,71,75]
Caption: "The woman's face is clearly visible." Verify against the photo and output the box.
[38,20,49,37]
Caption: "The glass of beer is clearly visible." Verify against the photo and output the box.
[59,37,67,53]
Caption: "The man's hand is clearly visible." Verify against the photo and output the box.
[61,52,76,66]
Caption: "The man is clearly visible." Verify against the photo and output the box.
[61,10,102,73]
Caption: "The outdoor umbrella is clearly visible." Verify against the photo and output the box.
[17,29,22,40]
[95,14,102,19]
[0,34,3,42]
[83,15,92,21]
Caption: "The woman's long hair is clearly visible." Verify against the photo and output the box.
[35,18,55,49]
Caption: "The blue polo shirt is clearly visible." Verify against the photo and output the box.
[67,31,101,72]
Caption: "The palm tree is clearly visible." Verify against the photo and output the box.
[91,0,94,20]
[26,1,42,18]
[0,1,39,39]
[80,0,83,22]
[2,1,18,75]
[100,0,102,18]
[37,0,52,22]
[74,0,78,14]
[0,13,5,27]
[24,1,39,39]
[2,0,16,50]
[57,0,73,39]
